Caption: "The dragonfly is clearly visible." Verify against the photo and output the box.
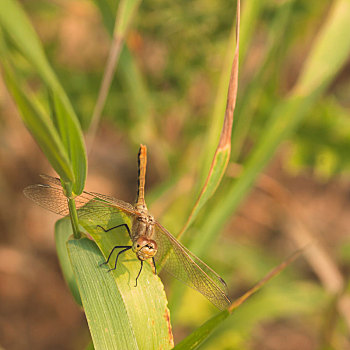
[24,145,230,310]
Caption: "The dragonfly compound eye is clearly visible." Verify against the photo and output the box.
[133,237,158,260]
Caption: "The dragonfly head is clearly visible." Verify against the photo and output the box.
[133,236,158,260]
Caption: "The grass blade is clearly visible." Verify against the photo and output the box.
[178,0,240,238]
[174,249,303,350]
[50,91,87,195]
[191,0,350,256]
[0,0,87,194]
[2,61,74,183]
[294,0,350,95]
[71,201,174,350]
[88,0,142,147]
[68,238,140,350]
[55,218,82,306]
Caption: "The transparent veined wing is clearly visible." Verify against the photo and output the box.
[153,222,230,310]
[37,174,138,214]
[24,176,139,221]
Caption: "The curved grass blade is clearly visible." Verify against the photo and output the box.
[191,0,350,256]
[178,0,240,238]
[174,249,304,350]
[2,61,74,184]
[0,0,87,194]
[55,218,82,306]
[68,202,174,349]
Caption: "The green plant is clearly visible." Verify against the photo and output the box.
[1,0,350,349]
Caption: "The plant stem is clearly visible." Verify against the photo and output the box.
[67,197,81,239]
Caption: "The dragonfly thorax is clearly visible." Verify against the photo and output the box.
[132,212,155,240]
[132,236,158,260]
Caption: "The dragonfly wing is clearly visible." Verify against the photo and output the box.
[86,191,137,215]
[154,223,230,310]
[23,184,90,216]
[24,184,136,226]
[39,174,62,187]
[33,175,139,216]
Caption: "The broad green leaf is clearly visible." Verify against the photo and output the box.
[177,0,240,239]
[70,201,173,350]
[68,238,140,350]
[0,0,87,194]
[191,0,350,256]
[2,61,74,183]
[55,218,82,306]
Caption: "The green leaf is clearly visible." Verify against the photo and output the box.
[69,201,173,350]
[2,61,74,183]
[294,0,350,95]
[51,91,87,195]
[87,0,142,146]
[177,0,240,239]
[191,0,350,256]
[55,218,82,306]
[114,0,142,37]
[179,149,230,238]
[175,251,324,349]
[68,238,139,350]
[231,0,294,160]
[0,0,87,194]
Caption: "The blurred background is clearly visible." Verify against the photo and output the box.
[1,0,350,349]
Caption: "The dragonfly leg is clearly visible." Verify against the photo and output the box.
[100,245,131,266]
[152,257,157,275]
[135,260,144,287]
[97,223,132,239]
[107,246,132,272]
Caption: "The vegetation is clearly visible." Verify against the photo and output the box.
[1,0,350,349]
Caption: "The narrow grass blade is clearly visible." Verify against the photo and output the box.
[173,310,230,350]
[192,0,350,256]
[50,91,87,195]
[71,201,174,350]
[174,249,303,350]
[91,0,155,144]
[119,47,155,142]
[2,62,74,184]
[55,218,82,306]
[114,0,142,37]
[88,0,142,147]
[90,0,117,33]
[231,0,294,160]
[294,0,350,96]
[0,0,58,90]
[178,0,240,238]
[239,0,263,62]
[0,0,87,194]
